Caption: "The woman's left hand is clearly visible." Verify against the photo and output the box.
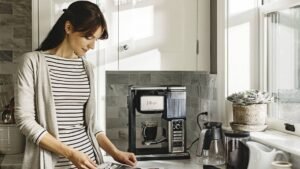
[112,150,137,167]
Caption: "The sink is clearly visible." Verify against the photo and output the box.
[0,124,25,154]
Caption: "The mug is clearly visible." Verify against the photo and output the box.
[141,120,158,141]
[272,161,292,169]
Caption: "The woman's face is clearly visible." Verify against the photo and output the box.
[67,26,103,57]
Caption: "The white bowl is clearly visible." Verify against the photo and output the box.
[0,124,25,154]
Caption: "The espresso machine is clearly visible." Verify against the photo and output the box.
[127,85,190,160]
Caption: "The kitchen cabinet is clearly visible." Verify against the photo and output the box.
[32,0,210,71]
[103,0,206,71]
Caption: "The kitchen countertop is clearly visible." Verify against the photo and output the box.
[0,153,226,169]
[103,155,226,169]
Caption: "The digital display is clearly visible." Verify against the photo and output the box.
[140,96,164,111]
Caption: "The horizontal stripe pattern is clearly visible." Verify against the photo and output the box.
[45,55,96,169]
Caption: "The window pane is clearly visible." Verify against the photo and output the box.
[267,6,300,123]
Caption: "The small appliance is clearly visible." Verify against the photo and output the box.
[127,85,190,160]
[196,122,225,166]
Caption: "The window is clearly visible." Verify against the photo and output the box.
[261,0,300,135]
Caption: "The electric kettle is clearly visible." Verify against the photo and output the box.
[196,122,225,166]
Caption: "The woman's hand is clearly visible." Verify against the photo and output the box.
[112,149,137,167]
[38,133,98,169]
[67,149,98,169]
[96,132,137,167]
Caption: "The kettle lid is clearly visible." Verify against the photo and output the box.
[204,122,222,128]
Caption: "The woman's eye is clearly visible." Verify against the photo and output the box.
[85,36,94,40]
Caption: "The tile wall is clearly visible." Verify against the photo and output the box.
[0,74,13,114]
[0,0,31,123]
[106,71,217,152]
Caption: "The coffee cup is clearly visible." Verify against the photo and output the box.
[272,161,292,169]
[141,120,158,141]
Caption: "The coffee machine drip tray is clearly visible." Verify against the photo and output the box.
[135,152,190,161]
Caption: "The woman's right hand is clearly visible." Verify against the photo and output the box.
[67,149,97,169]
[38,133,98,169]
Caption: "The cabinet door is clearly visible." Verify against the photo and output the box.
[104,0,199,71]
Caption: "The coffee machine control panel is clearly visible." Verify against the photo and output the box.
[169,119,185,153]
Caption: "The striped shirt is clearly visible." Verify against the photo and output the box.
[45,55,96,169]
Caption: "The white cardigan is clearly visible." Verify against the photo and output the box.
[14,51,104,169]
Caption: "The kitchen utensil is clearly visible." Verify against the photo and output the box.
[1,98,15,124]
[247,141,288,169]
[224,131,250,169]
[196,122,225,166]
[272,161,292,169]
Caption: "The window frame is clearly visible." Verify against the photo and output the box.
[259,0,300,136]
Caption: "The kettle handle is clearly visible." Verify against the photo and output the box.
[274,150,289,161]
[196,128,208,156]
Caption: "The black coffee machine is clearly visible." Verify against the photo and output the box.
[127,85,190,160]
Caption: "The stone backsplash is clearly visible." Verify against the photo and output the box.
[106,71,217,151]
[0,74,13,114]
[0,0,32,73]
[0,0,31,124]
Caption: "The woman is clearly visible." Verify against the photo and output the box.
[14,1,136,169]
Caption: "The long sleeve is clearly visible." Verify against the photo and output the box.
[14,53,47,144]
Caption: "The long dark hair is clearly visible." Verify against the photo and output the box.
[36,1,108,51]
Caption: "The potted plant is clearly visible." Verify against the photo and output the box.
[227,90,273,131]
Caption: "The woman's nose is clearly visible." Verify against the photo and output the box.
[88,41,95,49]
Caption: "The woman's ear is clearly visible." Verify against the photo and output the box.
[64,21,73,34]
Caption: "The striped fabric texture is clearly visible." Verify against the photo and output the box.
[45,55,96,169]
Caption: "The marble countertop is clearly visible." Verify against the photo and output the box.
[0,153,226,169]
[103,155,217,169]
